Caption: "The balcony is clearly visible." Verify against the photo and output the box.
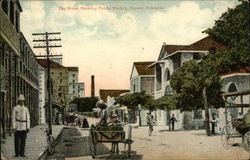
[0,7,20,55]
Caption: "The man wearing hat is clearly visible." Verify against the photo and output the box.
[12,95,30,157]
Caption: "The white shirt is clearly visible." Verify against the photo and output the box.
[12,105,30,131]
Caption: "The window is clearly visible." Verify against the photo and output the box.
[60,72,62,76]
[73,91,75,94]
[10,1,14,24]
[58,93,62,97]
[72,74,75,77]
[15,11,19,32]
[73,80,75,83]
[60,79,62,83]
[193,53,201,60]
[73,85,75,88]
[2,0,8,15]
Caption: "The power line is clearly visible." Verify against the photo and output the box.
[32,32,62,135]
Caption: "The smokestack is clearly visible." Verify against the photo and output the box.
[91,75,95,97]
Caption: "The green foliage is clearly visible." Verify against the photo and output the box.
[96,102,107,110]
[70,97,99,112]
[203,1,250,72]
[115,91,152,111]
[170,2,249,111]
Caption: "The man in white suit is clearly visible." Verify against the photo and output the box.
[12,95,30,157]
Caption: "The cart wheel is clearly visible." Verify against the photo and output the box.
[221,125,234,149]
[243,131,250,151]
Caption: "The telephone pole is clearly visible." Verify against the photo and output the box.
[32,32,62,135]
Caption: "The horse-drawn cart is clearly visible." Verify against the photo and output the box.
[89,125,133,158]
[220,90,250,151]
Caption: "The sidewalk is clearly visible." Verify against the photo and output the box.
[1,125,64,160]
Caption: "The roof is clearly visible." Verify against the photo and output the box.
[99,89,130,103]
[67,67,79,72]
[134,61,155,75]
[164,45,188,55]
[36,59,66,69]
[180,36,228,52]
[221,66,250,76]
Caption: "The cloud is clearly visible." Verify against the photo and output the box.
[19,1,237,96]
[21,1,45,32]
[147,1,236,44]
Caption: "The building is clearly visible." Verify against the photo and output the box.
[99,89,130,107]
[37,63,47,124]
[67,67,85,101]
[37,59,69,123]
[130,61,155,125]
[130,61,155,96]
[151,36,228,128]
[1,0,39,138]
[99,89,130,122]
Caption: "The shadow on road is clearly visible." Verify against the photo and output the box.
[47,127,110,159]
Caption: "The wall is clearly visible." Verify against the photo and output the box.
[221,74,250,104]
[140,76,154,96]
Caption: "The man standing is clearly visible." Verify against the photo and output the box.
[210,113,217,135]
[146,112,154,136]
[12,95,30,157]
[170,114,177,131]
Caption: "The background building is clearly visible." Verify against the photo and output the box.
[67,67,85,101]
[37,59,69,123]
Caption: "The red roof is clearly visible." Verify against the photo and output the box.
[221,66,250,76]
[134,61,155,75]
[37,59,66,69]
[67,67,79,72]
[180,36,228,52]
[99,89,130,103]
[164,45,188,55]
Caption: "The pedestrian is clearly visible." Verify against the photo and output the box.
[78,118,81,127]
[170,114,177,131]
[210,113,217,135]
[146,112,154,136]
[12,95,30,157]
[82,114,89,128]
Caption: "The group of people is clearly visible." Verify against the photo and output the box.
[146,113,178,136]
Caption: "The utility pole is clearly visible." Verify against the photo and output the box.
[32,32,62,135]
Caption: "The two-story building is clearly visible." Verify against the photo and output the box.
[151,36,229,128]
[1,0,39,137]
[130,61,155,125]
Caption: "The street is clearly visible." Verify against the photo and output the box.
[45,118,249,160]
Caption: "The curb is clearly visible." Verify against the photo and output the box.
[37,128,63,160]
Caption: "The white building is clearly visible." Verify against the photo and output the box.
[67,67,85,101]
[130,61,155,125]
[151,36,229,129]
[37,64,47,124]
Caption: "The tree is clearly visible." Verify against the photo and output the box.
[115,91,152,126]
[70,97,99,112]
[170,1,249,136]
[96,102,107,111]
[203,1,250,73]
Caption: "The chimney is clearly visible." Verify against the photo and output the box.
[91,75,95,97]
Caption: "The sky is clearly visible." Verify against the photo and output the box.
[20,0,239,97]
